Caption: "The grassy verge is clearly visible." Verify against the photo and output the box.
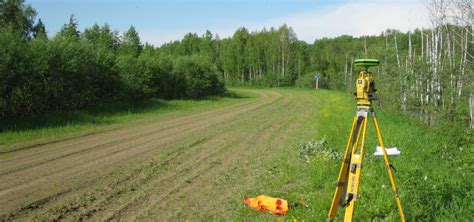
[235,89,472,221]
[313,90,472,221]
[0,89,256,152]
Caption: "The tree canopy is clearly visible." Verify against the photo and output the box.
[0,0,471,127]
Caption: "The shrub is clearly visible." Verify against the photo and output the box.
[173,56,225,99]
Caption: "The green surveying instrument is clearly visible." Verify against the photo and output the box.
[326,59,406,222]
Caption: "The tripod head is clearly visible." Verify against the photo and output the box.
[354,59,379,107]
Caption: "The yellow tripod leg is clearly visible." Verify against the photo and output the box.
[344,116,369,221]
[327,117,358,221]
[372,113,406,222]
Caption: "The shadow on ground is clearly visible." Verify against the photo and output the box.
[0,91,250,133]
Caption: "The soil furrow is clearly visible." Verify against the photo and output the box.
[0,90,279,188]
[0,89,319,221]
[0,90,283,220]
[138,93,311,220]
[0,90,273,170]
[105,93,297,221]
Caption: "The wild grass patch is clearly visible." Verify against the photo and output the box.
[0,90,255,152]
[237,89,471,221]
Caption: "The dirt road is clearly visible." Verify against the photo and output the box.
[0,89,319,221]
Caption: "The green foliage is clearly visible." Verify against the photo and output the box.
[0,26,31,117]
[83,23,119,49]
[119,25,142,57]
[173,56,225,98]
[0,0,471,129]
[0,2,226,120]
[160,25,472,128]
[57,15,79,39]
[31,18,45,39]
[294,72,314,88]
[0,0,36,39]
[298,137,342,162]
[159,25,305,87]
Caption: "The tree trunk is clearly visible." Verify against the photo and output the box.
[281,45,285,78]
[364,38,368,58]
[421,29,424,59]
[344,54,348,89]
[394,34,401,68]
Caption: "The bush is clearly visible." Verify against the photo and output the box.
[173,56,225,99]
[0,27,32,117]
[0,23,226,120]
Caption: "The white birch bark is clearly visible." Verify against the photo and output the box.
[394,34,401,68]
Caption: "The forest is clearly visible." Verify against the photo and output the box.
[0,1,472,221]
[0,0,472,129]
[0,0,225,120]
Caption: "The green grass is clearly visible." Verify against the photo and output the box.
[0,90,256,152]
[1,88,471,220]
[317,90,472,221]
[235,89,472,221]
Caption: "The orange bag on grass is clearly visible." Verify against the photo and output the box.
[243,195,289,215]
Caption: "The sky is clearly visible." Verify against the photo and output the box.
[29,0,431,46]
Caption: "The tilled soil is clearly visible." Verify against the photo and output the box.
[0,89,318,221]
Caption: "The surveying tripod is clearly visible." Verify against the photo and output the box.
[327,59,405,222]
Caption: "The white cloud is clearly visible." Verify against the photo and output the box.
[271,0,431,42]
[141,0,431,46]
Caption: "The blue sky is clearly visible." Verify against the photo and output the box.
[29,0,430,46]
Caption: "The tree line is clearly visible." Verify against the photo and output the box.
[1,0,471,128]
[156,1,472,128]
[0,0,225,119]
